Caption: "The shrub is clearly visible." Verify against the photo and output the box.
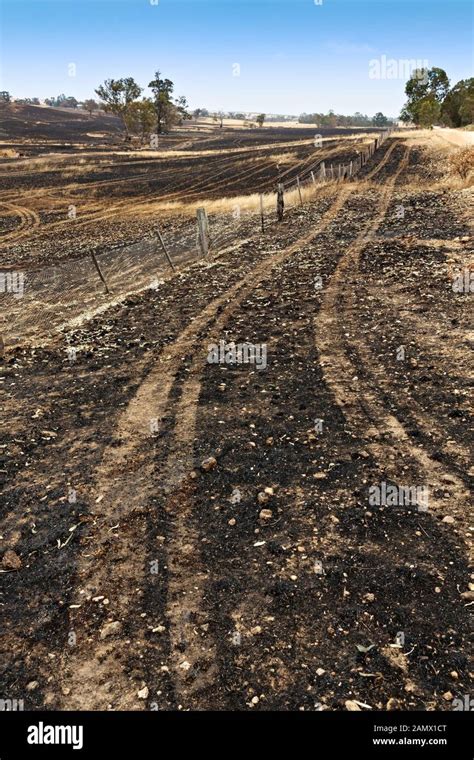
[449,147,474,179]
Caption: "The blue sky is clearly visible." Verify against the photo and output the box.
[0,0,472,116]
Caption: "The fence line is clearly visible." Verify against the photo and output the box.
[1,129,393,346]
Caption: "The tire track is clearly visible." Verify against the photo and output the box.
[315,145,472,555]
[58,185,353,709]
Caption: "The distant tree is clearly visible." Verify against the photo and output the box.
[83,98,99,117]
[124,99,157,143]
[148,71,174,133]
[193,108,203,118]
[256,113,266,127]
[0,91,11,103]
[373,112,389,127]
[200,108,209,117]
[417,96,441,128]
[95,78,143,136]
[175,95,190,124]
[217,110,224,128]
[63,96,78,108]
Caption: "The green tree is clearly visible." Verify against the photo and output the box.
[95,78,143,136]
[124,99,157,143]
[83,99,98,117]
[175,95,190,125]
[256,113,266,127]
[148,71,174,133]
[417,96,441,128]
[442,78,474,126]
[373,112,388,127]
[402,67,449,125]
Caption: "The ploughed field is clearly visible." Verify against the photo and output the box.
[1,130,473,711]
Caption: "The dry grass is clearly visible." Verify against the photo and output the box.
[449,147,474,181]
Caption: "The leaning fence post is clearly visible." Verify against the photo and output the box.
[259,194,265,232]
[197,207,209,257]
[277,183,284,221]
[156,224,175,271]
[296,175,303,205]
[349,160,353,177]
[90,251,110,294]
[319,161,326,180]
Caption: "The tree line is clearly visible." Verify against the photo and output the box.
[298,111,392,127]
[401,67,473,128]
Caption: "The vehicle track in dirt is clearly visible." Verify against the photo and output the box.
[315,145,472,554]
[56,185,353,709]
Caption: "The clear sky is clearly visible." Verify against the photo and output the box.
[0,0,472,117]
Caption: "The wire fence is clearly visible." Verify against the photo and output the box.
[0,130,393,348]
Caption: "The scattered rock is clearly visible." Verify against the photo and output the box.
[345,700,362,711]
[201,456,217,472]
[442,515,455,524]
[259,509,273,521]
[2,549,21,570]
[137,685,149,700]
[99,621,122,640]
[386,697,402,710]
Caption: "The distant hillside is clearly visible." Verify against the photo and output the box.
[0,102,123,144]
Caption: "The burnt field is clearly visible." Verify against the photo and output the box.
[0,106,379,269]
[1,126,473,713]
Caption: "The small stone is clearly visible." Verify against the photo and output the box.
[228,518,236,526]
[265,437,274,445]
[26,681,39,691]
[251,696,259,704]
[259,509,273,521]
[250,626,262,635]
[313,472,327,480]
[450,671,459,680]
[257,491,269,505]
[179,661,191,671]
[201,457,217,472]
[443,691,454,701]
[363,593,375,603]
[442,516,455,524]
[99,621,122,640]
[345,700,361,711]
[137,685,149,700]
[2,549,21,570]
[386,698,402,710]
[461,590,474,601]
[316,668,326,676]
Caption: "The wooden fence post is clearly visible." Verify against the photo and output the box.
[197,208,209,257]
[90,251,110,294]
[311,170,316,184]
[156,224,175,271]
[319,162,326,180]
[277,183,284,221]
[296,175,303,205]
